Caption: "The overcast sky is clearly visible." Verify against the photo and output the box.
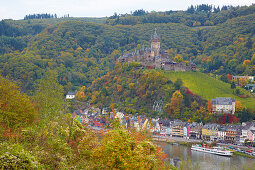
[1,0,254,20]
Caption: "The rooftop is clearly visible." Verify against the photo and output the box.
[212,97,235,105]
[67,92,75,95]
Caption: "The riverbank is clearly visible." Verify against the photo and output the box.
[153,136,255,159]
[233,151,255,159]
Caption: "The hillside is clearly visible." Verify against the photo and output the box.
[0,5,254,95]
[164,71,255,111]
[0,21,198,92]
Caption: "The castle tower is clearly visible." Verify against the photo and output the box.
[151,28,160,57]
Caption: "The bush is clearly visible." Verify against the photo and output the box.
[0,143,41,169]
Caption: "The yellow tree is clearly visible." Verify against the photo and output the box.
[0,75,36,129]
[168,90,183,117]
[174,54,183,63]
[235,101,244,113]
[239,77,248,87]
[207,100,212,113]
[243,59,251,66]
[77,86,86,101]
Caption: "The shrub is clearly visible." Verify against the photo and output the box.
[0,143,41,169]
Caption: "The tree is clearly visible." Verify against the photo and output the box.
[193,21,201,27]
[92,126,165,169]
[169,90,183,117]
[220,74,229,83]
[235,101,244,113]
[187,5,195,14]
[0,75,36,129]
[239,77,248,87]
[207,100,212,113]
[231,81,236,89]
[245,37,252,49]
[243,60,251,66]
[226,74,232,82]
[174,78,183,90]
[174,54,183,63]
[33,70,65,122]
[77,86,86,101]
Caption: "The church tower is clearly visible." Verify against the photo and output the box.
[151,28,160,57]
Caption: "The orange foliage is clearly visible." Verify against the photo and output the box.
[117,84,122,92]
[207,100,212,113]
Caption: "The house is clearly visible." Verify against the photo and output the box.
[245,84,255,92]
[188,122,202,139]
[247,130,255,142]
[225,125,241,144]
[202,124,213,141]
[183,124,190,139]
[211,97,235,114]
[210,124,220,141]
[172,121,186,138]
[240,122,254,144]
[102,107,108,114]
[66,92,75,99]
[217,126,226,142]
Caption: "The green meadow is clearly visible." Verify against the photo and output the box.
[164,71,255,112]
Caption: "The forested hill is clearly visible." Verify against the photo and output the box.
[105,4,255,26]
[0,4,254,93]
[0,21,198,92]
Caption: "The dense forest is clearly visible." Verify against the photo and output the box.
[0,4,254,105]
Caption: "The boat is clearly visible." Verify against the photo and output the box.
[191,144,232,157]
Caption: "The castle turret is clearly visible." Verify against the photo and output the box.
[151,28,160,57]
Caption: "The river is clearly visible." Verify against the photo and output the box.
[163,143,255,170]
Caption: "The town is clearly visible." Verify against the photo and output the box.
[71,106,255,149]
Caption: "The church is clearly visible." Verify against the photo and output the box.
[118,29,196,71]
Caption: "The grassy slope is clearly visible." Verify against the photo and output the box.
[164,71,255,111]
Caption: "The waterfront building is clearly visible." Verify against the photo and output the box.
[188,122,202,139]
[217,126,226,142]
[202,124,213,141]
[225,125,242,144]
[240,122,255,144]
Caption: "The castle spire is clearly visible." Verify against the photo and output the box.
[153,28,160,39]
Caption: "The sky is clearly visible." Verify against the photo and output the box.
[0,0,254,20]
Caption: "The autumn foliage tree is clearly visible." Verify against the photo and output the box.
[92,126,166,169]
[77,86,86,101]
[238,77,248,87]
[0,75,36,129]
[166,90,183,117]
[235,101,244,113]
[207,100,212,113]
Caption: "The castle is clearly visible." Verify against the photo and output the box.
[118,29,196,71]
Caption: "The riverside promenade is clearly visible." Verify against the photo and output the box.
[152,135,208,144]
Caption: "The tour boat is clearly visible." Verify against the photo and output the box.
[191,144,232,157]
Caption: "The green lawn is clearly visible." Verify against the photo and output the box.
[164,71,255,112]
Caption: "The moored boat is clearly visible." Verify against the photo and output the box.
[191,144,232,157]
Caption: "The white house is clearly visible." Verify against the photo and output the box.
[211,97,235,114]
[217,127,226,141]
[66,92,75,99]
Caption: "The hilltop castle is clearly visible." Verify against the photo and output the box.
[118,29,196,71]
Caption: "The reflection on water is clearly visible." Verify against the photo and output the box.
[163,144,255,170]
